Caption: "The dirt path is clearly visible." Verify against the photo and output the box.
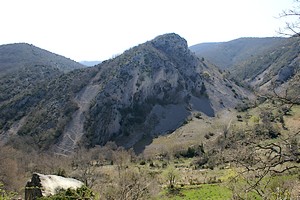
[53,78,102,156]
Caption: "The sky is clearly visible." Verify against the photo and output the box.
[0,0,296,62]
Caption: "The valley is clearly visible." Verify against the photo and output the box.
[0,33,299,199]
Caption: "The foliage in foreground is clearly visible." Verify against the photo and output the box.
[37,185,95,200]
[0,182,17,200]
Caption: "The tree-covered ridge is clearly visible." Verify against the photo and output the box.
[0,43,85,76]
[230,37,300,83]
[190,37,286,70]
[0,65,62,133]
[8,67,98,150]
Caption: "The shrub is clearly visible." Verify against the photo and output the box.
[193,155,209,168]
[0,183,17,200]
[204,133,210,139]
[163,166,180,189]
[237,115,243,122]
[139,160,146,165]
[38,185,95,200]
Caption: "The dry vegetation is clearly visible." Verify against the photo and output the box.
[1,98,299,199]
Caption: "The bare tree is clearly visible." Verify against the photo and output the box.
[229,83,300,199]
[104,154,159,200]
[112,148,132,178]
[163,166,180,189]
[230,130,299,199]
[278,0,300,37]
[114,168,156,200]
[71,147,99,188]
[0,146,24,192]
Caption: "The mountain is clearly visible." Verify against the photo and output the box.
[81,33,252,152]
[189,37,286,70]
[80,61,101,67]
[0,43,85,76]
[0,43,90,149]
[190,36,300,100]
[0,66,98,150]
[0,33,252,154]
[230,37,300,97]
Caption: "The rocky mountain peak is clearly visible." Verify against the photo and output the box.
[151,33,188,54]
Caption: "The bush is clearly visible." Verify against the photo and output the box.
[193,155,209,168]
[204,133,210,139]
[0,183,17,200]
[38,185,95,200]
[237,115,243,122]
[235,103,250,112]
[139,160,146,165]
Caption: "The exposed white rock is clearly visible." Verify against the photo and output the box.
[25,173,84,200]
[36,173,83,196]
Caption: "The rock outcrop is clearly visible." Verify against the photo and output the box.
[25,173,83,200]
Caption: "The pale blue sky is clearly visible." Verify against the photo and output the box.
[0,0,296,61]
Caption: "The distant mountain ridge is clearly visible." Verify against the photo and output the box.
[191,36,300,101]
[0,43,85,75]
[230,37,300,97]
[190,37,286,69]
[80,61,101,67]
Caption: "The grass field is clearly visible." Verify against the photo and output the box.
[150,104,300,200]
[159,184,232,200]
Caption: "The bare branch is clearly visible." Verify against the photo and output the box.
[277,1,300,37]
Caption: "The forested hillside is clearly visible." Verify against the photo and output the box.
[190,37,286,70]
